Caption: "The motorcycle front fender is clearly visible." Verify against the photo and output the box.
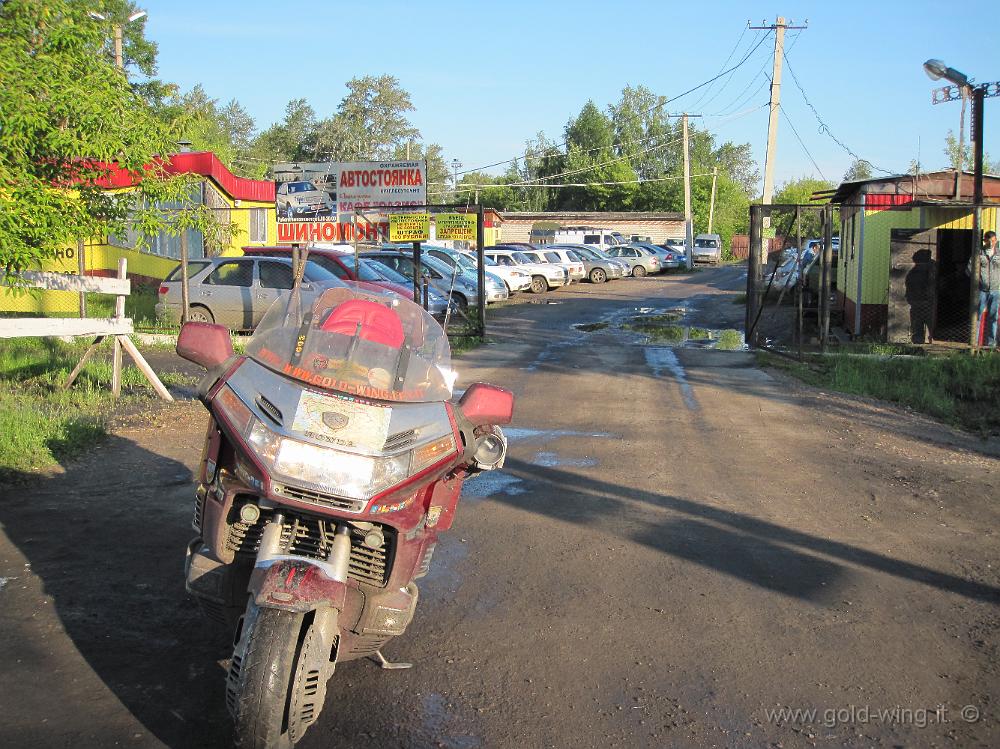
[249,557,348,613]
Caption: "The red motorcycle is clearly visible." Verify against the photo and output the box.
[177,284,512,748]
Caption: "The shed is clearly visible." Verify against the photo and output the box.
[827,171,1000,342]
[498,211,684,245]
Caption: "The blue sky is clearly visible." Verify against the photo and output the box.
[144,0,999,189]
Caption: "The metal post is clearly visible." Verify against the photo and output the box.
[412,241,421,304]
[795,205,803,359]
[476,205,486,338]
[747,204,763,345]
[821,206,834,351]
[969,86,985,348]
[77,238,86,318]
[180,229,190,325]
[422,276,429,311]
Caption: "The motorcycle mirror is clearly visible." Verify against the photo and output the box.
[458,383,514,427]
[177,322,235,369]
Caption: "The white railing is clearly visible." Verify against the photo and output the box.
[0,258,173,401]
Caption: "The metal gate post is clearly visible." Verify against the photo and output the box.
[412,241,422,305]
[476,204,486,338]
[821,206,834,351]
[747,204,763,346]
[795,205,803,360]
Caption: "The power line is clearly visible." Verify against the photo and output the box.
[451,29,773,179]
[429,172,715,197]
[781,49,893,174]
[778,103,828,181]
[690,27,757,110]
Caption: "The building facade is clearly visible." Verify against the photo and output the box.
[498,211,685,245]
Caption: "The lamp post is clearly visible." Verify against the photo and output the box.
[89,10,147,71]
[924,59,999,347]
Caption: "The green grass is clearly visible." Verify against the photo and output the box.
[86,287,160,326]
[574,322,609,332]
[715,329,745,351]
[763,351,1000,435]
[0,337,177,476]
[732,293,747,305]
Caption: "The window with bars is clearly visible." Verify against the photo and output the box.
[250,208,267,243]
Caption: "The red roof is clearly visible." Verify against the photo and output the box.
[96,151,274,202]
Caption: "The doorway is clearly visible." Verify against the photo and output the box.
[934,229,972,342]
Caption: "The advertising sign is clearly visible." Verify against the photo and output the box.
[435,213,477,242]
[389,213,431,243]
[272,160,426,244]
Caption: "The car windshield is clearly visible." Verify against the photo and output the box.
[288,182,318,193]
[358,259,408,285]
[247,285,452,403]
[695,238,719,248]
[566,250,583,261]
[512,252,533,264]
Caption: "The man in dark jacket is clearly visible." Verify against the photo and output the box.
[971,230,1000,347]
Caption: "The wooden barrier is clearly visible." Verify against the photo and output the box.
[0,259,173,401]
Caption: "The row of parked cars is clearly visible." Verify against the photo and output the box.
[154,240,690,331]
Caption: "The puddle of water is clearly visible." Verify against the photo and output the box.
[503,427,613,441]
[644,348,699,411]
[574,322,609,332]
[463,471,526,497]
[531,451,597,468]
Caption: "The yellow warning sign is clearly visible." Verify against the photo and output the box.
[389,213,430,242]
[435,213,477,242]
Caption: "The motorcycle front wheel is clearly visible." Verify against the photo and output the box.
[228,605,305,749]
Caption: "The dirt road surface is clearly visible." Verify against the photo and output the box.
[2,265,998,748]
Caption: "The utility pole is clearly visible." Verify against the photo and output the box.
[682,114,693,269]
[708,166,719,234]
[89,10,146,71]
[750,16,807,244]
[451,158,463,199]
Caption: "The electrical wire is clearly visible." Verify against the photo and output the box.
[778,103,828,181]
[429,172,715,197]
[781,50,893,174]
[451,30,773,179]
[689,26,757,110]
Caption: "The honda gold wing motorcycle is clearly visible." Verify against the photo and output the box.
[176,284,513,748]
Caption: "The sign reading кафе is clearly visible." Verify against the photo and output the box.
[273,160,426,244]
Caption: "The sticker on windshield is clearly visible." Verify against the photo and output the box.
[291,391,391,450]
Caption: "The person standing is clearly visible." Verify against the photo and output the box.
[972,230,1000,348]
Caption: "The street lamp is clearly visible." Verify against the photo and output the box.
[924,59,1000,346]
[89,10,147,71]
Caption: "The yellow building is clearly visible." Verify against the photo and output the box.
[1,151,277,314]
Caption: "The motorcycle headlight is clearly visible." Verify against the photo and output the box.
[248,415,455,502]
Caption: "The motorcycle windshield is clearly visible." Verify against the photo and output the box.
[246,284,454,403]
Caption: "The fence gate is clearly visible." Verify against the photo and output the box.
[887,228,938,344]
[746,203,837,356]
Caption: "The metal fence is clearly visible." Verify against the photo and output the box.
[745,204,837,356]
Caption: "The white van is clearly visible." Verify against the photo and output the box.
[552,227,625,251]
[693,233,723,265]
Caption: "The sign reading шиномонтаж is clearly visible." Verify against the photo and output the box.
[434,213,477,242]
[388,213,431,243]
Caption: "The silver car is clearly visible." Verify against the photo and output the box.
[155,256,345,330]
[631,242,684,270]
[548,244,623,283]
[361,251,507,310]
[275,180,335,219]
[693,233,723,265]
[605,245,661,277]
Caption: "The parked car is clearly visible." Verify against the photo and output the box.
[692,233,723,265]
[552,227,626,251]
[537,248,586,283]
[240,245,452,318]
[155,256,345,330]
[604,245,661,276]
[547,243,624,283]
[361,250,507,309]
[455,251,534,294]
[771,249,817,292]
[484,246,569,293]
[629,242,683,270]
[275,180,335,219]
[513,249,580,284]
[420,245,531,294]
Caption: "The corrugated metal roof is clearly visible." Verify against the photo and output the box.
[94,151,274,202]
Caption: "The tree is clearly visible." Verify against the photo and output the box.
[253,99,318,163]
[773,177,835,239]
[843,159,873,182]
[390,142,448,201]
[0,0,230,273]
[943,129,1000,174]
[317,75,420,162]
